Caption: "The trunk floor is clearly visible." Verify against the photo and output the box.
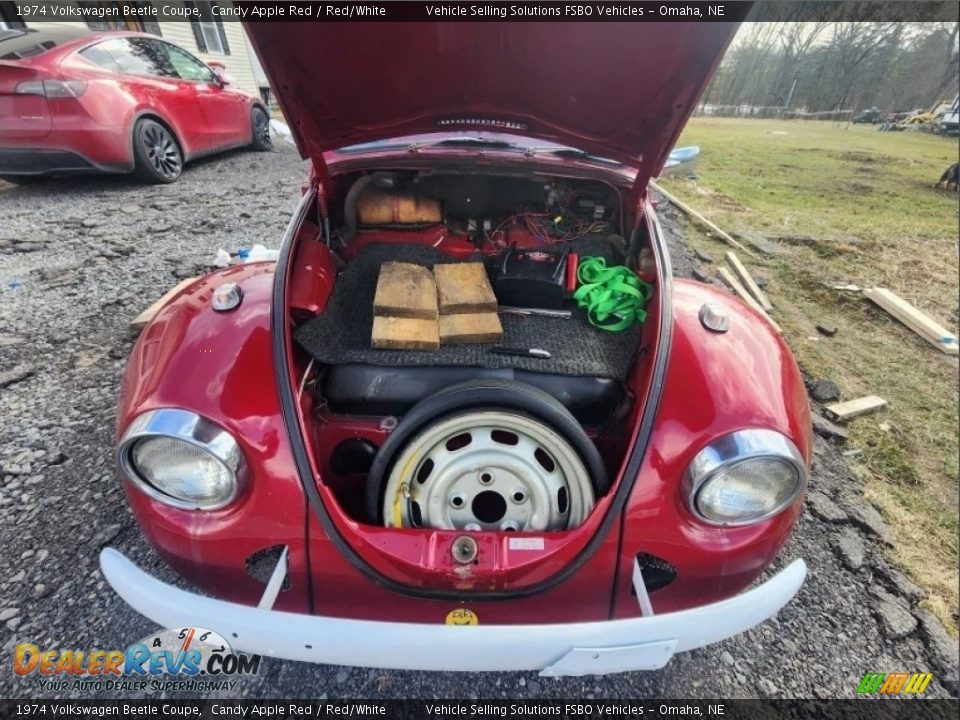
[293,240,643,380]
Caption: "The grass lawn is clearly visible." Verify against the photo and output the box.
[661,117,959,634]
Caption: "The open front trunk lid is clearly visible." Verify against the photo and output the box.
[244,22,738,192]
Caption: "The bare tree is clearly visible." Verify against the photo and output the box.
[931,22,960,106]
[773,22,829,106]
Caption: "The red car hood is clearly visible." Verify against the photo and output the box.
[245,22,738,191]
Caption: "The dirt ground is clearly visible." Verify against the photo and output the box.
[0,145,957,699]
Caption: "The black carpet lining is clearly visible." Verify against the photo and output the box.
[293,239,643,380]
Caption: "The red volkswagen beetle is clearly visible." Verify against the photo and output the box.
[0,26,271,184]
[101,22,811,676]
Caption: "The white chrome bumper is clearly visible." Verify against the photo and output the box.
[99,548,805,677]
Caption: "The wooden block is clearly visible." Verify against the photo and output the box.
[717,267,783,334]
[726,251,773,311]
[371,316,439,351]
[439,313,503,344]
[864,288,959,355]
[131,277,197,331]
[824,395,888,422]
[434,262,497,315]
[373,262,437,320]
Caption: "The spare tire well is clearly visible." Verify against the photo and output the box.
[364,380,610,531]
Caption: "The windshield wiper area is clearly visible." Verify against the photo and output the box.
[546,148,622,165]
[428,138,519,150]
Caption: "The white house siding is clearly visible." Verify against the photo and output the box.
[11,1,262,96]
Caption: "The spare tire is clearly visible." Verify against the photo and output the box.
[365,379,609,529]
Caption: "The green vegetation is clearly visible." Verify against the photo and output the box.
[662,117,959,634]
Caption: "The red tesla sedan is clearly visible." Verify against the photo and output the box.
[0,26,271,184]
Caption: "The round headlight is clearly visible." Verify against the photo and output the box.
[684,429,806,526]
[118,409,245,510]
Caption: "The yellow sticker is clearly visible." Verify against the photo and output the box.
[445,608,479,626]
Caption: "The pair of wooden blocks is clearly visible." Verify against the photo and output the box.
[372,261,503,350]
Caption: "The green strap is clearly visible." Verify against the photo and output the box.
[573,257,653,332]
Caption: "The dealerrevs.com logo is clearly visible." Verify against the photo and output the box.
[857,672,934,695]
[14,627,260,693]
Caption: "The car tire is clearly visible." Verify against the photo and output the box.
[365,379,610,524]
[132,118,183,184]
[249,106,273,152]
[0,175,49,185]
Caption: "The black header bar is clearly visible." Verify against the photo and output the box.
[1,699,960,719]
[9,1,959,23]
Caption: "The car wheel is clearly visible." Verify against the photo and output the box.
[1,174,49,185]
[132,118,182,183]
[365,379,609,530]
[249,106,272,152]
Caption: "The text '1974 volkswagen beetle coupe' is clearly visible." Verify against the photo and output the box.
[100,22,811,676]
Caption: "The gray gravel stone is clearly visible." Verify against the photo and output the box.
[832,528,867,571]
[93,524,122,547]
[693,248,714,263]
[691,266,711,283]
[806,491,847,523]
[809,378,840,402]
[871,561,925,603]
[0,365,33,389]
[842,496,897,547]
[0,608,19,622]
[871,589,917,639]
[914,610,959,693]
[811,414,848,442]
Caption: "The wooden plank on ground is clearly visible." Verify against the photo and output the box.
[373,262,438,320]
[439,313,503,344]
[433,262,497,315]
[863,288,959,355]
[824,395,888,422]
[131,277,197,331]
[371,316,439,351]
[649,180,758,259]
[717,267,783,334]
[726,251,773,311]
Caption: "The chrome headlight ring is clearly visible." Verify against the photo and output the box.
[683,429,807,527]
[117,409,247,511]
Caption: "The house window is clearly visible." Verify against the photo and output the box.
[187,1,230,55]
[0,1,26,29]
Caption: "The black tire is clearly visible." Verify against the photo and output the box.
[365,379,609,523]
[250,106,272,152]
[132,118,182,183]
[0,175,49,185]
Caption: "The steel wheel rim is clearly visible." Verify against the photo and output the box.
[382,411,595,531]
[254,110,272,148]
[142,123,181,179]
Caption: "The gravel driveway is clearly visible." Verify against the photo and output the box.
[0,145,956,700]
